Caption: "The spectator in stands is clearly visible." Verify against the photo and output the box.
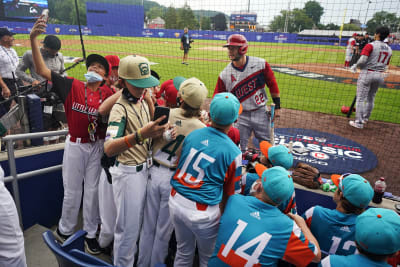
[302,174,373,256]
[321,208,400,266]
[30,17,114,255]
[16,35,65,144]
[208,166,321,266]
[0,28,19,117]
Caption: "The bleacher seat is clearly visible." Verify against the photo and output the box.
[42,230,114,267]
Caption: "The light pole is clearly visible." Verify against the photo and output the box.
[363,0,372,34]
[283,0,292,33]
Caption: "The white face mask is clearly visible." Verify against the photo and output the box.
[84,71,103,83]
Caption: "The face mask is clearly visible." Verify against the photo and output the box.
[84,71,103,83]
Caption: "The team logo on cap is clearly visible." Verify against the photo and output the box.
[139,63,149,76]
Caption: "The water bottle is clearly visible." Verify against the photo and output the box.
[372,177,386,204]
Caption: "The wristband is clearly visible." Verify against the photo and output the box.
[124,135,133,148]
[272,97,281,109]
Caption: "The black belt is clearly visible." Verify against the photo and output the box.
[153,160,177,171]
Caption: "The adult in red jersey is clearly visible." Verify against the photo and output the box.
[30,16,113,254]
[349,26,392,129]
[214,34,281,152]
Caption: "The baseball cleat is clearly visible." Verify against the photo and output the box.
[85,237,102,255]
[53,227,71,244]
[349,120,363,129]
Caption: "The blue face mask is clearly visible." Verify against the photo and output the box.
[84,71,103,83]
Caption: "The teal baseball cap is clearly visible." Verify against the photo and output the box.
[261,166,294,205]
[356,208,400,255]
[118,55,160,88]
[173,76,186,91]
[260,141,293,169]
[210,93,240,126]
[331,174,373,208]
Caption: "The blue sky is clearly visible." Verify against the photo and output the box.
[154,0,400,27]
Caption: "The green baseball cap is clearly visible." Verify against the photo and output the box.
[210,93,240,126]
[118,55,159,88]
[331,174,373,208]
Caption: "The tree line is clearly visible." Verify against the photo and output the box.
[47,0,400,34]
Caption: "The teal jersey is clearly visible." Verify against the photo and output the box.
[209,194,318,267]
[302,206,357,256]
[241,172,297,214]
[320,254,391,267]
[170,127,242,205]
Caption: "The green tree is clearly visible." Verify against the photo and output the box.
[164,6,178,29]
[343,23,361,31]
[200,16,211,30]
[366,11,399,34]
[303,1,324,26]
[213,13,227,31]
[176,4,199,30]
[269,9,313,33]
[324,23,340,30]
[147,6,164,20]
[51,0,86,25]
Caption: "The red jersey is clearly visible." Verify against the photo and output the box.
[50,71,113,139]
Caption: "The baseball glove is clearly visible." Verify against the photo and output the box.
[292,162,322,189]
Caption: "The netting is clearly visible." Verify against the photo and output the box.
[2,0,400,194]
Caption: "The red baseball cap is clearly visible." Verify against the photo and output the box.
[160,79,178,106]
[105,55,120,68]
[228,126,240,145]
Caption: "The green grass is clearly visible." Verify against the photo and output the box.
[13,34,400,124]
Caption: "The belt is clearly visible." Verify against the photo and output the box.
[153,160,177,171]
[68,135,101,143]
[115,161,145,173]
[368,69,384,72]
[171,188,208,211]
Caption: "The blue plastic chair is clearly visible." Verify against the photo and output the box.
[42,230,114,267]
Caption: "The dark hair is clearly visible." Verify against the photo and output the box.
[181,102,200,118]
[338,189,364,215]
[356,242,395,262]
[151,70,160,80]
[375,26,390,41]
[43,35,61,51]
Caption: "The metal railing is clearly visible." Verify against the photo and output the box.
[2,129,68,226]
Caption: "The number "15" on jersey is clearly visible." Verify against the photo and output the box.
[175,147,215,188]
[218,219,272,267]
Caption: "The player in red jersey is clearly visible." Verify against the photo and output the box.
[30,16,113,254]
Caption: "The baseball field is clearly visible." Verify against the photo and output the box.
[13,34,400,194]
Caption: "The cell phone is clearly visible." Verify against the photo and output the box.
[42,9,49,22]
[154,106,170,125]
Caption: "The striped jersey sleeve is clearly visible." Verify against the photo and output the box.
[303,206,316,227]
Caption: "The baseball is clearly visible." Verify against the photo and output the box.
[163,129,174,142]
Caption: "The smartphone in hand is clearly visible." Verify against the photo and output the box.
[154,106,170,125]
[42,9,49,22]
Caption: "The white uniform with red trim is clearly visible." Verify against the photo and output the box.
[0,166,27,267]
[355,41,392,123]
[345,37,356,62]
[214,56,280,151]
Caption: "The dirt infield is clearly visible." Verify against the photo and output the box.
[201,99,400,196]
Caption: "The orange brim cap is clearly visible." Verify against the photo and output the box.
[331,174,342,187]
[255,163,268,178]
[259,140,272,158]
[239,104,243,115]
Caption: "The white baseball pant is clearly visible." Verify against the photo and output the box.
[98,170,116,248]
[111,162,148,267]
[168,191,220,267]
[137,165,175,267]
[345,49,353,62]
[0,167,27,267]
[355,70,385,123]
[58,136,104,238]
[237,107,270,152]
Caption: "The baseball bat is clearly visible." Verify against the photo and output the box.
[346,95,356,118]
[270,103,275,145]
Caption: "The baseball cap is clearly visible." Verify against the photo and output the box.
[260,166,294,205]
[86,54,110,77]
[105,55,120,68]
[259,141,293,169]
[356,208,400,255]
[0,28,15,38]
[331,174,373,208]
[173,76,186,92]
[43,35,61,51]
[179,77,208,109]
[210,93,240,126]
[228,126,240,145]
[118,55,159,88]
[160,79,178,106]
